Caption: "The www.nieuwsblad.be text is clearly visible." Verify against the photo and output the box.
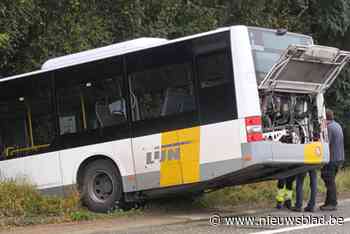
[209,214,345,227]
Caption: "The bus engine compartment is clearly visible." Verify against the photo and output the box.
[260,91,322,144]
[254,44,350,145]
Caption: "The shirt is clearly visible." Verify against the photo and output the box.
[327,120,345,162]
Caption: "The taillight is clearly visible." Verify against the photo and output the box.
[245,116,264,142]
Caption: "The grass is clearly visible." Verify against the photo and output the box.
[335,168,350,193]
[0,179,141,228]
[0,179,79,218]
[199,167,350,209]
[0,168,349,227]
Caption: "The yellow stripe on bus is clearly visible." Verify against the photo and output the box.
[160,127,200,187]
[160,131,182,186]
[178,127,200,184]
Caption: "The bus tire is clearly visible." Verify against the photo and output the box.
[81,159,122,213]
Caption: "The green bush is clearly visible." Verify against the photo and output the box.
[69,211,93,221]
[336,168,350,192]
[0,179,80,218]
[200,168,350,208]
[199,181,276,208]
[0,180,141,227]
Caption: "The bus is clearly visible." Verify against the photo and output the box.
[0,25,349,212]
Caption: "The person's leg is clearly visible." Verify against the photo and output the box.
[307,170,317,209]
[276,179,286,208]
[321,165,331,206]
[320,164,338,211]
[284,176,295,209]
[277,179,285,189]
[285,176,295,190]
[295,173,306,209]
[327,164,338,206]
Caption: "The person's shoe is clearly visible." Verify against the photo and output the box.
[284,200,292,210]
[320,205,337,211]
[304,206,315,212]
[291,207,302,212]
[276,202,283,209]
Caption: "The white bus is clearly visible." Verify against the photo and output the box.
[0,26,349,212]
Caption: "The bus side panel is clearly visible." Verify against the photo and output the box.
[132,127,201,191]
[132,133,162,191]
[59,139,136,193]
[230,26,261,119]
[132,120,246,188]
[0,152,62,191]
[199,119,244,181]
[177,126,200,184]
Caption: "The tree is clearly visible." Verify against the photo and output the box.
[1,0,350,156]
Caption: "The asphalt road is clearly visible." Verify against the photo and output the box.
[3,199,350,234]
[111,199,350,234]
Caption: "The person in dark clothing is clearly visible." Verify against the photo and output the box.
[320,109,345,211]
[292,170,317,212]
[276,176,295,209]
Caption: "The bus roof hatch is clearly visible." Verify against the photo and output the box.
[258,45,350,93]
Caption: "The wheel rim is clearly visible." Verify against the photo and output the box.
[90,171,115,203]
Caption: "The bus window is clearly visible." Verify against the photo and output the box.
[30,76,56,146]
[57,85,84,135]
[55,57,125,135]
[248,27,313,84]
[128,43,195,123]
[0,100,29,157]
[0,73,55,158]
[83,76,126,129]
[193,32,237,124]
[130,63,194,121]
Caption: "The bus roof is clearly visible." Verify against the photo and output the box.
[41,37,168,70]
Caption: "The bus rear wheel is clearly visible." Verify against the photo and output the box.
[81,159,122,213]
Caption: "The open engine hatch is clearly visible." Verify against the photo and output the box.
[259,45,350,93]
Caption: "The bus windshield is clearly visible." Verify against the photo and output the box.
[248,27,313,84]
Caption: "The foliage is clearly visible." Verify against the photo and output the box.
[0,180,141,227]
[0,179,80,218]
[1,0,350,157]
[200,168,350,208]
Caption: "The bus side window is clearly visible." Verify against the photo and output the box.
[55,57,125,135]
[0,99,29,157]
[193,32,237,124]
[0,73,55,158]
[57,85,84,135]
[128,43,195,122]
[30,75,56,147]
[196,50,236,124]
[84,76,126,128]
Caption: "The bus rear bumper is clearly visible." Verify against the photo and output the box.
[198,142,329,191]
[241,141,329,167]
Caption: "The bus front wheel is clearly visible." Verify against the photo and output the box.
[81,159,122,213]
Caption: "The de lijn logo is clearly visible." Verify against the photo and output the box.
[146,141,192,165]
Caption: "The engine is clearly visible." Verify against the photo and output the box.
[260,92,321,144]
